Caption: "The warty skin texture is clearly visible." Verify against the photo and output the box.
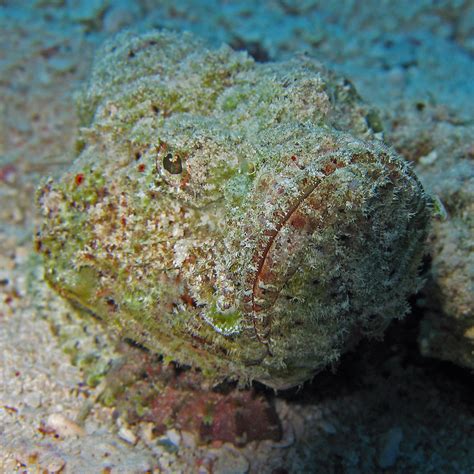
[36,30,431,389]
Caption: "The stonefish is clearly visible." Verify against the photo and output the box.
[36,31,431,389]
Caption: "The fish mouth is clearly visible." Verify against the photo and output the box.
[250,180,321,343]
[246,157,346,344]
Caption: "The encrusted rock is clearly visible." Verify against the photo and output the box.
[387,103,474,369]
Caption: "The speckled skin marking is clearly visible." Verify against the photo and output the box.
[36,30,431,389]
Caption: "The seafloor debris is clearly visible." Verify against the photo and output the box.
[36,30,431,389]
[98,342,282,446]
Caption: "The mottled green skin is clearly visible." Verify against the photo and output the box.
[37,31,431,389]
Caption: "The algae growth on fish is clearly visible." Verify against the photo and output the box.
[36,30,431,389]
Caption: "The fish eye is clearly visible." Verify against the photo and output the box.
[163,153,183,174]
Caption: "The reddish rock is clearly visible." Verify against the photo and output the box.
[102,344,282,445]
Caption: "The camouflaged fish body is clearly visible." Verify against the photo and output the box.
[37,31,431,389]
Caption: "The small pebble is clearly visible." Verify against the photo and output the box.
[140,422,155,443]
[419,150,438,166]
[43,454,66,473]
[378,426,403,469]
[289,411,305,439]
[103,4,138,33]
[274,399,290,419]
[213,445,249,474]
[319,420,337,434]
[159,454,172,470]
[48,56,76,73]
[166,428,181,447]
[181,430,197,449]
[24,392,42,408]
[118,426,137,445]
[46,413,85,437]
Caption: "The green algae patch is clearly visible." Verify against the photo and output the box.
[36,30,431,389]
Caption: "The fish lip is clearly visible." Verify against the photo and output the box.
[246,159,345,345]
